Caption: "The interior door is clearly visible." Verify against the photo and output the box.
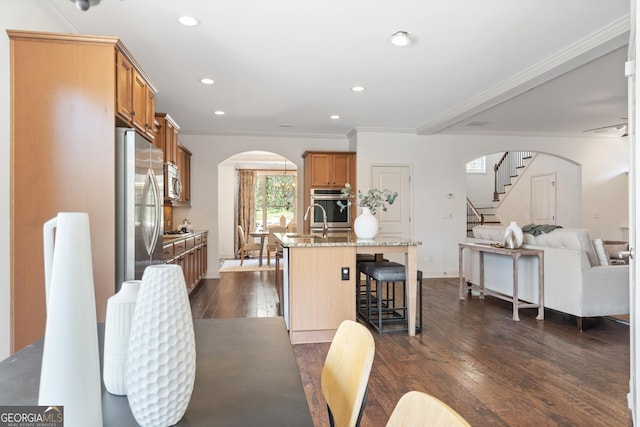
[627,4,638,422]
[371,165,412,239]
[531,172,557,224]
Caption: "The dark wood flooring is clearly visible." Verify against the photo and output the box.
[190,271,632,426]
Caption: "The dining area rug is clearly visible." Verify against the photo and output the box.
[219,259,275,272]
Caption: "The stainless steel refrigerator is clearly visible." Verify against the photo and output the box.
[115,128,164,289]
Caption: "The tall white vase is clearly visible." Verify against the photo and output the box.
[127,264,196,427]
[504,221,524,248]
[103,280,140,395]
[354,207,379,239]
[39,212,102,427]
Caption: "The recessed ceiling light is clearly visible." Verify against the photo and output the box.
[351,86,365,92]
[390,31,411,47]
[200,78,214,85]
[330,115,340,120]
[178,16,200,27]
[214,110,225,116]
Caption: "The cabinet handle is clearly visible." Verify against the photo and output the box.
[131,111,135,117]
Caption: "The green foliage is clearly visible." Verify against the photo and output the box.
[337,182,398,215]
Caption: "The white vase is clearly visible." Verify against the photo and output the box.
[127,264,196,427]
[39,212,102,427]
[504,221,524,248]
[103,280,141,395]
[354,207,379,239]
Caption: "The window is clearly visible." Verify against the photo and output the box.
[466,156,486,174]
[254,172,296,229]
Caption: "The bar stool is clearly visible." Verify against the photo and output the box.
[357,261,423,334]
[356,254,386,320]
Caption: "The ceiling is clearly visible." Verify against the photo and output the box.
[42,0,630,138]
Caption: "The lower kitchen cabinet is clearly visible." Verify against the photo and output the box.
[163,231,208,292]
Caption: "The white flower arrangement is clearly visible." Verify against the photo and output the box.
[337,183,397,215]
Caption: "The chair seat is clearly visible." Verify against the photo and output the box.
[358,261,406,282]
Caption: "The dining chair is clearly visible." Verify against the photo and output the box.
[286,220,297,233]
[266,225,286,267]
[321,320,375,427]
[385,391,471,427]
[237,225,262,266]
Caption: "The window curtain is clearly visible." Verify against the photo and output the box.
[237,170,257,255]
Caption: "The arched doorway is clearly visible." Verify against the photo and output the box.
[218,151,298,260]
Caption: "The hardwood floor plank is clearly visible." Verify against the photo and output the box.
[190,271,632,426]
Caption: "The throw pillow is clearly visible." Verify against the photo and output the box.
[593,238,610,266]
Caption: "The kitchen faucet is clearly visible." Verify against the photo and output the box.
[304,203,328,238]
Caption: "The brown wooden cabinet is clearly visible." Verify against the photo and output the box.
[163,231,208,292]
[155,113,179,165]
[176,143,192,206]
[115,47,157,142]
[302,151,356,233]
[8,30,157,352]
[303,151,355,188]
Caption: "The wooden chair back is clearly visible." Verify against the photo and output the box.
[385,391,471,427]
[321,320,375,427]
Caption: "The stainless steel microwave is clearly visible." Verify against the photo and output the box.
[165,162,182,200]
[309,188,351,230]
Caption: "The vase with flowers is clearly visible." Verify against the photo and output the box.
[337,183,398,239]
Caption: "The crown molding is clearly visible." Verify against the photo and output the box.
[416,15,631,135]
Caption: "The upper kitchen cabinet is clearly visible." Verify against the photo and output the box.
[303,151,355,188]
[155,113,179,164]
[7,30,157,353]
[115,47,157,141]
[176,143,192,206]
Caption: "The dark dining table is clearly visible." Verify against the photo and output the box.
[0,317,314,427]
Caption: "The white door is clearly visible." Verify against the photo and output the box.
[627,5,638,423]
[371,165,411,239]
[531,172,557,224]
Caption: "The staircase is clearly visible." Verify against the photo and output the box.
[466,151,534,237]
[493,151,533,202]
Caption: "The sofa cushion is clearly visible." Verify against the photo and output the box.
[472,225,505,242]
[530,228,598,266]
[592,238,610,266]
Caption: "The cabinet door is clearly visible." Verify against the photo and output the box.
[332,154,353,187]
[145,89,155,140]
[115,50,133,121]
[176,144,191,204]
[166,121,177,164]
[309,153,332,187]
[131,71,147,134]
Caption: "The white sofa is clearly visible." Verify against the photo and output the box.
[463,225,629,330]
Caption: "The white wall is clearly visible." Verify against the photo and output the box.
[0,0,68,359]
[356,132,629,277]
[466,152,503,208]
[495,154,581,229]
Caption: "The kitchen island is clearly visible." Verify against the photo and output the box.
[276,233,422,344]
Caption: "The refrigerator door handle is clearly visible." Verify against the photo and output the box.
[142,168,162,257]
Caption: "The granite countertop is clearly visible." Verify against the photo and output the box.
[275,232,422,248]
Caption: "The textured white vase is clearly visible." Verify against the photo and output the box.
[354,207,379,239]
[103,280,141,395]
[504,221,524,248]
[39,212,102,427]
[127,264,196,427]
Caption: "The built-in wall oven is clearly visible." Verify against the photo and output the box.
[309,188,351,231]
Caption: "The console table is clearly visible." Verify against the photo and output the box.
[0,318,313,427]
[458,242,544,321]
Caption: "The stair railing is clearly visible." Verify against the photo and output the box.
[466,197,484,237]
[493,151,532,201]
